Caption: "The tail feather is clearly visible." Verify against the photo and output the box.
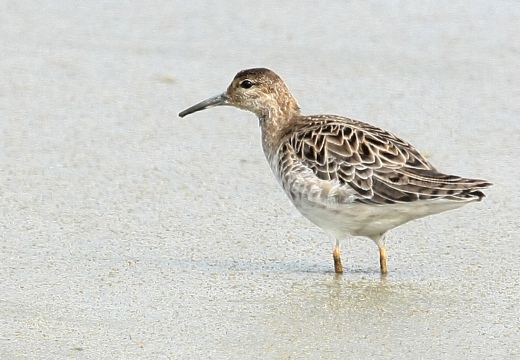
[371,167,493,203]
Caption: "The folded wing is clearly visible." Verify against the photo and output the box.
[286,115,492,205]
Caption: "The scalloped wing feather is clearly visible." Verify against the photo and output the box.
[283,115,492,205]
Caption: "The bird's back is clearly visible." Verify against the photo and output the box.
[269,115,492,228]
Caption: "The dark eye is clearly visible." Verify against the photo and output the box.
[240,80,254,89]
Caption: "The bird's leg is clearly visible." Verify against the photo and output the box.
[379,246,388,275]
[333,239,343,274]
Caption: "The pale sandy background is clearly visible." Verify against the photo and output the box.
[1,1,519,359]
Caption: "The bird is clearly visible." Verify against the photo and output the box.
[179,68,492,274]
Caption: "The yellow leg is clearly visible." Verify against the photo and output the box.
[379,246,388,274]
[333,241,343,274]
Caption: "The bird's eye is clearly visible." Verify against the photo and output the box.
[240,80,254,89]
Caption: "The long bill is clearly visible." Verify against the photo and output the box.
[178,93,229,118]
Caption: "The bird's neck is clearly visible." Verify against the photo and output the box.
[259,96,301,161]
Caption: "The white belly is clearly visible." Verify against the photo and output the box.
[292,197,473,241]
[265,146,477,242]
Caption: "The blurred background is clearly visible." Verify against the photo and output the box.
[1,1,519,359]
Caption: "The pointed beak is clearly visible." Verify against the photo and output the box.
[178,93,229,118]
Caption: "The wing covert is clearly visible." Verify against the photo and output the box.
[284,116,483,204]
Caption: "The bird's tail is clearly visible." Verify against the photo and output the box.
[399,168,493,201]
[370,167,493,204]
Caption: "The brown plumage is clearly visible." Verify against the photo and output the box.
[179,68,493,274]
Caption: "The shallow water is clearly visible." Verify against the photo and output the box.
[1,1,519,359]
